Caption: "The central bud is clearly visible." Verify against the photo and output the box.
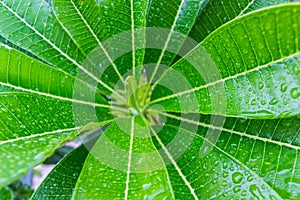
[124,75,151,115]
[111,70,159,125]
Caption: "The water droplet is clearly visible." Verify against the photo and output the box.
[269,194,278,200]
[223,172,229,178]
[233,186,241,193]
[232,172,243,184]
[281,84,288,92]
[290,88,300,99]
[222,192,228,197]
[222,181,227,186]
[258,82,264,89]
[269,98,279,105]
[250,184,263,198]
[261,100,266,105]
[213,160,219,166]
[223,162,228,169]
[293,66,300,75]
[241,190,247,196]
[247,175,254,182]
[251,99,256,105]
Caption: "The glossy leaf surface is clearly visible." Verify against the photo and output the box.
[0,43,111,187]
[32,145,89,200]
[189,0,290,42]
[159,112,300,199]
[144,0,205,73]
[152,4,300,118]
[0,0,299,199]
[73,119,174,199]
[52,0,149,88]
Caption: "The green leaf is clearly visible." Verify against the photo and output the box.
[0,0,84,74]
[161,112,300,199]
[52,0,149,91]
[0,43,111,119]
[73,118,174,199]
[144,0,205,79]
[0,0,119,96]
[32,145,89,200]
[244,0,290,13]
[152,4,300,118]
[0,93,79,187]
[189,0,290,42]
[0,187,13,200]
[0,0,299,199]
[0,44,112,187]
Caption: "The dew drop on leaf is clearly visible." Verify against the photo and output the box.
[290,87,300,99]
[247,175,254,182]
[223,162,228,169]
[213,160,219,166]
[293,66,300,75]
[232,172,243,184]
[269,194,278,200]
[258,82,264,89]
[222,172,229,178]
[280,83,288,92]
[20,125,26,129]
[250,184,264,198]
[241,190,247,196]
[221,180,227,187]
[269,98,279,105]
[233,185,241,193]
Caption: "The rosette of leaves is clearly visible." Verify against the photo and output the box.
[0,0,300,199]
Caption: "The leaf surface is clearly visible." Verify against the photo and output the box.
[73,118,174,199]
[52,0,149,87]
[0,1,299,199]
[0,0,119,96]
[0,92,79,187]
[161,112,300,199]
[0,0,84,74]
[144,0,205,81]
[189,0,290,42]
[32,145,89,200]
[0,44,112,186]
[152,4,300,118]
